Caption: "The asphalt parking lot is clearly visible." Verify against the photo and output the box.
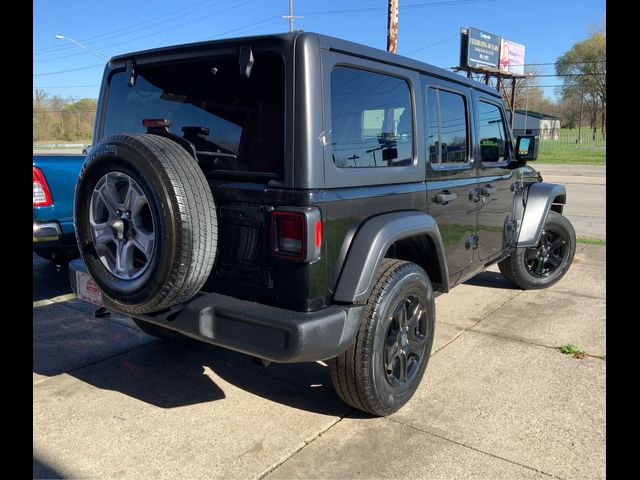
[33,236,605,479]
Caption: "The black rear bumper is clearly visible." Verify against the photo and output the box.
[69,259,362,363]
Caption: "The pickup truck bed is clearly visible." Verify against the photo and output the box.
[33,153,84,260]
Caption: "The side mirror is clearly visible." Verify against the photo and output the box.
[515,135,539,161]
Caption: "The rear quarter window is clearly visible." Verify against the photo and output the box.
[330,67,413,168]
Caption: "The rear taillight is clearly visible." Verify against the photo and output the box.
[271,208,322,262]
[142,118,171,128]
[33,166,53,207]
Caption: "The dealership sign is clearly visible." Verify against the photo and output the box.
[464,27,501,69]
[460,27,526,75]
[499,39,525,74]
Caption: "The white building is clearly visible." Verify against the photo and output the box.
[512,110,560,140]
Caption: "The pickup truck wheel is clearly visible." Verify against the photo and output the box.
[329,259,435,416]
[131,318,189,341]
[75,134,217,314]
[498,211,576,290]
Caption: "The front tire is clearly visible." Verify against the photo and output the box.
[329,259,435,416]
[499,211,576,290]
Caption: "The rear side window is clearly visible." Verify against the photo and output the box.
[426,88,469,165]
[478,101,509,163]
[102,53,284,177]
[331,67,413,168]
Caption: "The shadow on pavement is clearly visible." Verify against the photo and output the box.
[69,342,227,408]
[33,456,64,479]
[67,340,345,415]
[34,295,345,415]
[33,255,73,302]
[465,270,519,289]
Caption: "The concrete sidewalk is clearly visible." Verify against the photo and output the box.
[33,244,605,479]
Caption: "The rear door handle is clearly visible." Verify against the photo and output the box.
[481,185,497,196]
[434,191,458,204]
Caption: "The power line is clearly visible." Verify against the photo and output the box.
[35,0,234,62]
[528,73,605,77]
[34,64,105,77]
[449,60,605,69]
[301,0,497,16]
[401,35,458,55]
[201,15,282,41]
[33,109,97,112]
[54,0,258,55]
[509,60,606,67]
[34,85,99,89]
[34,0,156,37]
[34,0,220,53]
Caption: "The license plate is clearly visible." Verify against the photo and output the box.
[76,270,104,307]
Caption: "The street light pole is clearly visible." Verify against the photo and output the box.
[54,35,109,61]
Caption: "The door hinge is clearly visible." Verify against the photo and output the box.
[507,219,520,246]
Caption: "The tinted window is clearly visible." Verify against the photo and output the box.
[426,88,468,164]
[331,67,413,168]
[478,101,509,162]
[103,54,284,176]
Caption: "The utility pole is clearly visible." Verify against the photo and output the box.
[282,0,303,32]
[510,78,517,129]
[384,0,399,137]
[387,0,398,53]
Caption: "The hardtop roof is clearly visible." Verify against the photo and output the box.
[110,31,500,98]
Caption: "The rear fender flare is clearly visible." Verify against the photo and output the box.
[333,211,449,304]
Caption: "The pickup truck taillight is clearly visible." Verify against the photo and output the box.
[271,208,322,262]
[33,166,53,207]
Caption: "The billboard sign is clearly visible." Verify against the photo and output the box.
[465,27,501,69]
[499,39,525,74]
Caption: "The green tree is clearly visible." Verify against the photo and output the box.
[555,33,606,139]
[64,98,97,140]
[33,92,97,143]
[555,94,582,129]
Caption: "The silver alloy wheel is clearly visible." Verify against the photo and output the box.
[89,171,155,280]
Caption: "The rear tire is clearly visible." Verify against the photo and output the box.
[329,259,435,416]
[499,211,576,290]
[75,134,217,314]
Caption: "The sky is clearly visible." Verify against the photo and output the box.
[33,0,605,101]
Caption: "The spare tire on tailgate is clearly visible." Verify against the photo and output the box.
[74,133,217,314]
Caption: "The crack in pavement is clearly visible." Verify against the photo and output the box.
[431,289,525,358]
[466,329,606,361]
[385,417,564,479]
[255,414,351,480]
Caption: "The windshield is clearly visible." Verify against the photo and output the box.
[102,53,285,177]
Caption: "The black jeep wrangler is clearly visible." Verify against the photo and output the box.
[70,32,575,416]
